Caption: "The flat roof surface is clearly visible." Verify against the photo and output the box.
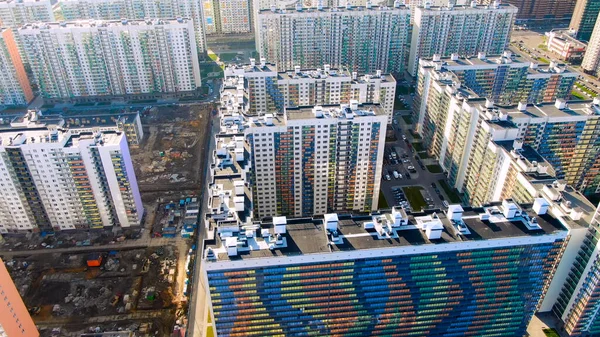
[208,202,568,261]
[259,5,409,15]
[505,101,600,119]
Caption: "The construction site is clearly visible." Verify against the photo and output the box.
[131,103,214,194]
[4,244,194,336]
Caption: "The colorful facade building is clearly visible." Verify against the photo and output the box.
[19,19,201,102]
[0,28,33,107]
[569,0,600,42]
[246,102,387,218]
[257,3,411,76]
[224,60,396,122]
[408,2,517,75]
[58,0,207,53]
[0,258,38,337]
[202,200,572,337]
[581,17,600,77]
[0,112,143,234]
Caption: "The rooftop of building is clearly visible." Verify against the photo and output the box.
[245,103,386,127]
[547,30,588,48]
[420,49,576,77]
[503,99,600,120]
[0,0,48,5]
[0,126,123,148]
[258,3,410,15]
[20,17,190,30]
[204,199,569,262]
[416,2,517,13]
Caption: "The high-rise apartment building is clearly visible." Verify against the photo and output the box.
[547,202,600,336]
[0,0,53,29]
[257,3,411,75]
[413,51,577,127]
[582,17,600,77]
[0,28,33,106]
[408,2,517,75]
[0,258,38,337]
[478,0,577,22]
[202,200,571,337]
[246,102,387,218]
[0,113,144,234]
[414,63,600,201]
[58,0,207,53]
[19,19,201,102]
[223,60,397,122]
[209,0,252,34]
[570,0,600,41]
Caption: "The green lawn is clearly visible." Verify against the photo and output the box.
[418,152,431,159]
[219,52,238,61]
[410,130,422,140]
[438,179,461,204]
[207,52,218,62]
[402,115,413,124]
[537,57,550,64]
[575,82,598,97]
[201,64,224,79]
[402,186,427,211]
[412,142,425,152]
[571,90,586,100]
[542,328,560,337]
[378,190,389,210]
[394,100,409,110]
[426,164,443,173]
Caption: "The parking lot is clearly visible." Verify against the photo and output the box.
[380,113,454,212]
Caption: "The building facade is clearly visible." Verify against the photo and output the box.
[486,0,577,22]
[408,2,517,75]
[569,0,600,42]
[0,28,33,107]
[224,60,397,122]
[581,17,600,77]
[19,19,201,102]
[58,0,207,53]
[202,202,569,337]
[0,121,144,234]
[257,4,411,75]
[546,30,588,64]
[246,103,387,218]
[0,0,53,29]
[0,258,38,337]
[413,52,578,131]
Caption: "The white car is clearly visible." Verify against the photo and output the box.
[402,135,407,140]
[385,174,391,181]
[393,171,399,179]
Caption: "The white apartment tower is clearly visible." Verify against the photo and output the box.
[582,16,600,77]
[19,19,201,102]
[257,3,411,75]
[58,0,207,53]
[0,28,33,106]
[0,119,144,234]
[0,0,53,28]
[408,1,517,75]
[224,61,397,122]
[246,102,387,219]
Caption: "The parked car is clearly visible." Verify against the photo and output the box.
[385,174,391,181]
[393,171,400,179]
[443,201,449,208]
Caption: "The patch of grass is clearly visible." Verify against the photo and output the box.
[378,190,389,210]
[206,325,215,337]
[207,52,218,62]
[402,186,427,211]
[219,52,239,61]
[426,164,443,173]
[418,152,431,159]
[438,179,461,204]
[402,115,413,124]
[537,57,550,64]
[412,142,425,152]
[575,82,598,97]
[542,328,560,337]
[571,90,586,100]
[201,64,224,79]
